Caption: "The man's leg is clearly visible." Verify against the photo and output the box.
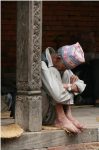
[54,103,81,133]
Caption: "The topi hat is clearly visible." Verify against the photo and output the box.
[58,42,85,69]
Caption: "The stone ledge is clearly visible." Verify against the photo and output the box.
[1,128,99,150]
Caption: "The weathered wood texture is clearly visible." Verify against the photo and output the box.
[16,1,42,131]
[1,129,99,150]
[16,1,42,91]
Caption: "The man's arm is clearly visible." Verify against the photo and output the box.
[62,70,86,94]
[70,75,81,93]
[63,82,79,93]
[41,61,72,104]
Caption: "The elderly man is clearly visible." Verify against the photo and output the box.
[41,42,86,133]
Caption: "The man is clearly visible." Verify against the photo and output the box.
[41,42,86,133]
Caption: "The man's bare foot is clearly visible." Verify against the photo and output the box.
[64,105,85,130]
[55,104,81,133]
[54,117,81,133]
[66,113,85,130]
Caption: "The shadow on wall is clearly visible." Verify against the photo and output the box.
[70,31,96,53]
[70,32,99,105]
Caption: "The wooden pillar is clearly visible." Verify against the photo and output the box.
[15,1,42,131]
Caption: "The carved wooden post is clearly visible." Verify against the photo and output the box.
[15,1,42,131]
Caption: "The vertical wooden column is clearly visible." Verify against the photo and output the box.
[15,1,42,131]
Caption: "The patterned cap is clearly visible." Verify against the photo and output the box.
[58,42,85,69]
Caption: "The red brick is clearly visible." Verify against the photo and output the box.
[1,1,16,79]
[42,2,99,52]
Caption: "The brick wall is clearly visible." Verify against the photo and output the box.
[42,1,99,53]
[1,1,99,91]
[1,1,17,91]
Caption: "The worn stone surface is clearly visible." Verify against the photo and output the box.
[48,142,99,150]
[16,1,42,131]
[72,106,99,128]
[17,1,42,91]
[1,128,99,150]
[28,1,42,91]
[33,149,47,150]
[15,95,42,131]
[1,106,99,150]
[17,1,29,90]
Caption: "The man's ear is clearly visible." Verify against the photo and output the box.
[56,56,61,60]
[52,55,61,64]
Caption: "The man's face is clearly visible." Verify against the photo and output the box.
[53,55,67,71]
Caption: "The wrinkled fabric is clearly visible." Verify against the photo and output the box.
[62,70,86,94]
[42,61,72,104]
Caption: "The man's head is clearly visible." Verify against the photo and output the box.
[51,42,85,71]
[48,48,67,71]
[57,42,85,70]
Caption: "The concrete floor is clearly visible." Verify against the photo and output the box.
[72,105,99,128]
[48,106,99,150]
[1,105,99,128]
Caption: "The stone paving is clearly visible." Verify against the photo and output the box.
[48,142,99,150]
[48,106,99,150]
[72,105,99,128]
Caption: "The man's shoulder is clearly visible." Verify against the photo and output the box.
[41,61,59,74]
[41,61,48,70]
[63,69,73,74]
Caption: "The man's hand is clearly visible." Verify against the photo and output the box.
[70,75,79,84]
[71,84,79,93]
[63,74,80,93]
[63,83,79,93]
[63,84,69,90]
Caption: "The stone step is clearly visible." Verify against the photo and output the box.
[1,127,99,150]
[1,106,99,150]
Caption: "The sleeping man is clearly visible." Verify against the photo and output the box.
[41,42,86,133]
